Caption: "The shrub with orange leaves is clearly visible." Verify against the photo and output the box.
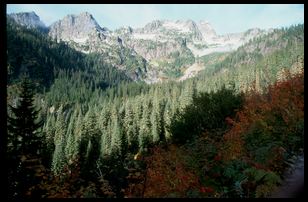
[222,68,304,166]
[143,144,201,197]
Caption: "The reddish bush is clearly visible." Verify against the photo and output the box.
[143,145,200,197]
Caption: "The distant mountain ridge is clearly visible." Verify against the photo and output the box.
[7,11,272,83]
[8,11,46,30]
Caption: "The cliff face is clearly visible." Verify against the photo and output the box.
[48,12,109,45]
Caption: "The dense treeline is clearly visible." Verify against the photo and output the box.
[141,68,304,197]
[6,22,304,198]
[10,68,303,198]
[196,24,304,93]
[7,18,131,90]
[170,86,244,144]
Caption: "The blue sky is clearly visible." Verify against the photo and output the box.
[6,4,304,35]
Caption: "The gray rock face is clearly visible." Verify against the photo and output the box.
[136,19,203,41]
[128,40,184,61]
[142,20,163,33]
[131,19,268,57]
[46,14,269,83]
[198,20,217,41]
[115,26,133,35]
[8,11,46,29]
[48,12,108,44]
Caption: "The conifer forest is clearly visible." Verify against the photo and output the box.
[6,5,304,198]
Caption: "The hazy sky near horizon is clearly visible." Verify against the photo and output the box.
[7,4,304,35]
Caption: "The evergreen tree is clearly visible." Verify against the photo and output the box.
[99,106,111,157]
[123,100,137,151]
[151,90,163,143]
[51,105,67,175]
[8,76,43,155]
[73,106,83,150]
[138,98,152,149]
[110,105,123,156]
[64,108,79,162]
[179,80,195,112]
[41,113,56,167]
[79,108,101,179]
[7,76,43,199]
[163,99,173,141]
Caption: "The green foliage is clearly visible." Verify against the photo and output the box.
[244,120,278,164]
[51,106,67,175]
[196,24,304,93]
[243,167,282,197]
[64,109,79,162]
[138,99,152,149]
[7,19,131,92]
[7,76,44,155]
[78,109,102,179]
[170,85,243,144]
[164,68,183,78]
[7,76,45,199]
[223,160,248,182]
[6,19,304,198]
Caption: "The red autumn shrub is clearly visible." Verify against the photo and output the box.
[143,145,200,197]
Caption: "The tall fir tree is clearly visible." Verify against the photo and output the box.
[7,76,44,199]
[99,106,111,157]
[163,98,173,141]
[138,98,152,149]
[150,91,162,143]
[123,100,137,151]
[79,108,101,179]
[8,76,43,156]
[64,108,79,163]
[51,105,67,175]
[110,105,123,157]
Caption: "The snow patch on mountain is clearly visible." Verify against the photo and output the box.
[163,20,191,33]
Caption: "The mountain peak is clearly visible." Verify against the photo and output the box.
[8,11,46,29]
[79,11,92,17]
[63,12,99,27]
[48,12,107,44]
[77,12,96,21]
[197,20,217,38]
[141,20,163,33]
[199,20,210,24]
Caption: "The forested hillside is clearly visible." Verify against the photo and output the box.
[7,20,304,198]
[195,24,304,93]
[7,18,131,90]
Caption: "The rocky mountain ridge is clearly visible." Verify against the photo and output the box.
[7,11,272,83]
[8,11,46,30]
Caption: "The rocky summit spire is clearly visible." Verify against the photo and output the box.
[48,12,108,43]
[198,20,217,38]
